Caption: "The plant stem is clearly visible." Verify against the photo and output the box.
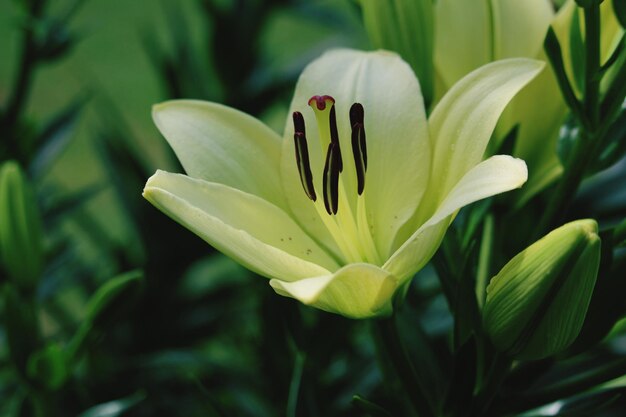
[534,2,602,237]
[473,352,511,416]
[373,317,436,417]
[475,214,494,309]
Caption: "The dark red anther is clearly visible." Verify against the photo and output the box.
[350,103,367,195]
[293,111,306,134]
[322,142,340,215]
[349,102,364,126]
[329,105,343,172]
[292,112,316,202]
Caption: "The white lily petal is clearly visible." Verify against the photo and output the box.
[153,100,287,209]
[435,0,491,89]
[269,263,398,319]
[281,49,430,259]
[143,170,337,280]
[492,0,554,61]
[385,155,528,282]
[426,58,543,210]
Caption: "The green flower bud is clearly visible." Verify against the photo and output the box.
[0,161,45,291]
[483,219,600,360]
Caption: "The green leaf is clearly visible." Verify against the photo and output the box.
[544,27,588,128]
[592,110,626,172]
[442,336,477,417]
[1,284,41,374]
[29,95,88,178]
[68,270,143,359]
[352,395,392,417]
[575,0,603,7]
[615,0,626,27]
[85,270,143,326]
[77,392,146,417]
[43,183,107,225]
[26,344,68,390]
[360,0,434,107]
[600,47,626,125]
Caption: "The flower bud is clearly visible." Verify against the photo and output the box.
[0,161,44,291]
[483,219,600,360]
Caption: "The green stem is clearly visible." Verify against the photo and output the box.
[534,135,596,235]
[474,352,511,416]
[534,2,603,237]
[496,357,626,415]
[475,214,494,309]
[286,351,305,417]
[373,317,436,417]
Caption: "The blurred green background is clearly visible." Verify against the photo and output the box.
[0,1,393,416]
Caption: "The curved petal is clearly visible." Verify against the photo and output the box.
[425,59,543,214]
[269,263,398,319]
[143,170,338,280]
[281,49,430,259]
[153,100,287,209]
[385,155,528,282]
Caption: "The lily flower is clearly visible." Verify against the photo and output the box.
[143,49,542,318]
[434,0,624,205]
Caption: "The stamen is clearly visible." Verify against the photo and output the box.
[292,112,316,201]
[350,103,367,195]
[329,105,343,173]
[322,142,340,215]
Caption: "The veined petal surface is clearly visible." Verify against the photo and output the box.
[153,100,287,209]
[385,155,528,282]
[281,49,430,260]
[143,171,337,281]
[270,263,398,319]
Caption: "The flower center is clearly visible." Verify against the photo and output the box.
[291,95,380,265]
